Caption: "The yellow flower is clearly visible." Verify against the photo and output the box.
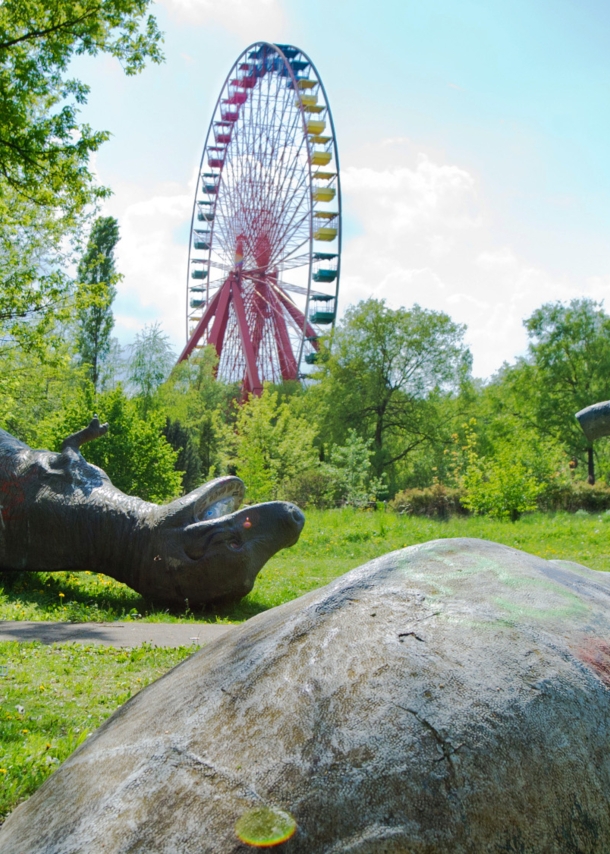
[21,728,28,734]
[58,592,65,599]
[0,769,7,774]
[38,685,45,692]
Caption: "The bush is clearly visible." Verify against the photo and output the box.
[282,469,337,509]
[538,481,610,513]
[389,484,467,519]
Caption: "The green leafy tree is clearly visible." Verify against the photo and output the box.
[453,420,569,521]
[0,0,163,355]
[159,347,239,478]
[314,299,472,485]
[234,386,318,502]
[128,322,175,407]
[75,216,121,390]
[0,0,162,210]
[324,431,386,508]
[507,299,610,483]
[162,418,202,494]
[36,384,182,503]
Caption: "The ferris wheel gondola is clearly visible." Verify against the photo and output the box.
[178,42,341,394]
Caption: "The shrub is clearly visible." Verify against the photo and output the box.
[282,469,337,509]
[389,484,467,519]
[538,481,610,513]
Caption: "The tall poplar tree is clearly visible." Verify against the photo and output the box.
[75,216,121,391]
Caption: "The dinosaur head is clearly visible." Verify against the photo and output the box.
[140,476,305,609]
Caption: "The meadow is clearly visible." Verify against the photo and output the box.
[1,508,609,821]
[1,508,609,624]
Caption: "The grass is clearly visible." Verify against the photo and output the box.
[1,508,609,623]
[0,641,192,822]
[1,508,609,823]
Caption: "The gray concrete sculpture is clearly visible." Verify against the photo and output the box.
[1,538,608,852]
[575,401,610,483]
[0,419,304,609]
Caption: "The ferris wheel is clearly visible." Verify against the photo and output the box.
[177,42,341,395]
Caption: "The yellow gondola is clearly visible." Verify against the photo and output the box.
[314,226,338,241]
[312,187,336,202]
[307,120,326,135]
[311,150,332,166]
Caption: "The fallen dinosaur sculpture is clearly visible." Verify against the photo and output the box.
[0,419,304,609]
[1,538,608,852]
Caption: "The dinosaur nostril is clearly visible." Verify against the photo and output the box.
[289,505,305,529]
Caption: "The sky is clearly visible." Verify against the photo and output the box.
[71,0,610,379]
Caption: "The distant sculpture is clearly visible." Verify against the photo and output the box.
[0,419,304,609]
[575,401,610,484]
[1,538,609,852]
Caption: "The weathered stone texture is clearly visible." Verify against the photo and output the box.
[1,538,609,852]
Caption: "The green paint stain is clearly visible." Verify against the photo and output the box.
[235,806,297,848]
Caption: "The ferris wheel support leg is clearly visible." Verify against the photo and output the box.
[268,286,298,380]
[208,277,233,354]
[232,280,263,397]
[274,287,319,346]
[178,285,223,363]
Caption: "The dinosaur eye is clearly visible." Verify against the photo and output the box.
[228,540,242,551]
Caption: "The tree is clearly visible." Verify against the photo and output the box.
[0,0,162,354]
[234,387,318,502]
[36,384,182,503]
[325,430,386,507]
[0,0,162,211]
[507,299,610,483]
[162,418,202,494]
[75,216,121,390]
[314,299,472,484]
[159,346,239,479]
[452,420,567,521]
[128,322,175,406]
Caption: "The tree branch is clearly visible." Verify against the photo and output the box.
[0,6,103,51]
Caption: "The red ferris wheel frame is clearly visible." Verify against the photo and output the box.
[178,42,342,395]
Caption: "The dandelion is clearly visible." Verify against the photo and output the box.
[21,728,28,734]
[0,769,7,774]
[59,592,65,599]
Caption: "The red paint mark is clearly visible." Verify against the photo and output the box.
[578,638,610,688]
[0,469,38,524]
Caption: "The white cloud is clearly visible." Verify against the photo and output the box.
[339,145,603,379]
[102,176,195,351]
[156,0,287,40]
[101,140,610,380]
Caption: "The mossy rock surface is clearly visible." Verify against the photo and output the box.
[2,538,610,853]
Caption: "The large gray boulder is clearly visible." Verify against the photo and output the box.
[2,538,609,853]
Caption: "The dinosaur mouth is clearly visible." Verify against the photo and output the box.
[194,477,245,521]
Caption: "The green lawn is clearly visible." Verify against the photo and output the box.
[0,642,192,822]
[0,508,609,823]
[1,508,609,623]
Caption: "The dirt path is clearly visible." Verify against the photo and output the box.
[0,620,235,648]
